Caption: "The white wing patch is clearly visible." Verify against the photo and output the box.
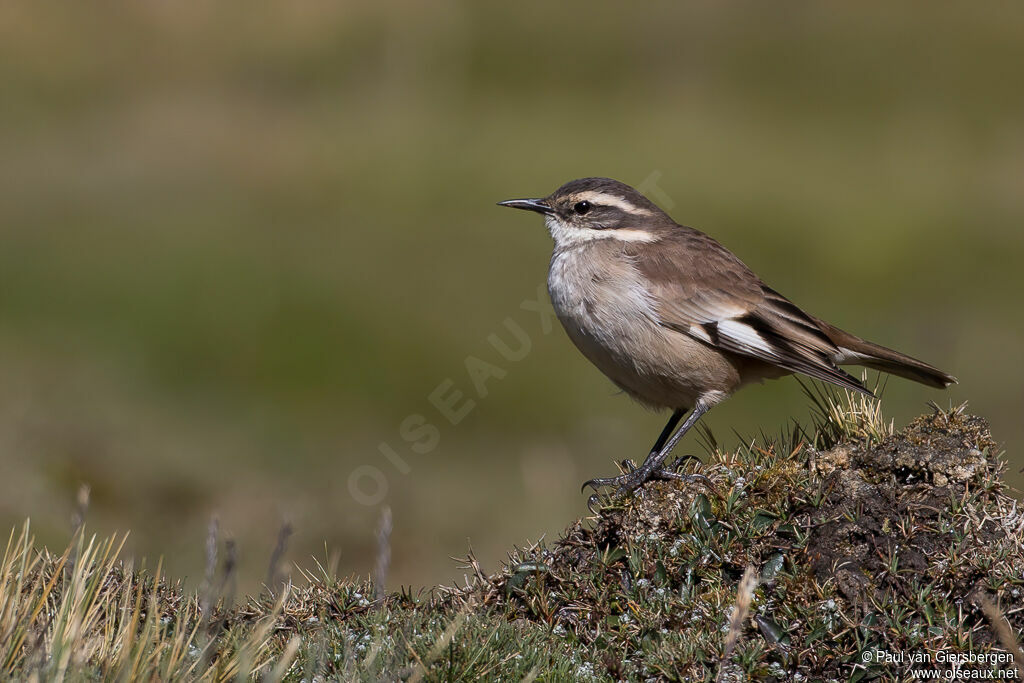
[716,319,775,356]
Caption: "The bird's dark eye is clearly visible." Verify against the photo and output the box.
[573,201,591,215]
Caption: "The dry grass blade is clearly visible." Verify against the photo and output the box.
[266,522,294,595]
[408,603,473,683]
[375,506,392,603]
[267,635,302,682]
[717,566,758,682]
[520,664,541,683]
[980,597,1024,678]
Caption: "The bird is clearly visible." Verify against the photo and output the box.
[499,177,956,499]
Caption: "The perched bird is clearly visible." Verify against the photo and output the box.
[499,177,956,498]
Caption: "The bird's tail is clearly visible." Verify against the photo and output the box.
[815,319,957,389]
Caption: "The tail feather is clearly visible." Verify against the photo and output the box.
[814,319,957,389]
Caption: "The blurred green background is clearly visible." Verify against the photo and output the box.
[1,2,1021,592]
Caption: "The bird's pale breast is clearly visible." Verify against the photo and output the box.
[547,242,743,410]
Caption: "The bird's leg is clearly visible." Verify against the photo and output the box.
[582,409,683,490]
[583,403,712,500]
[616,403,711,495]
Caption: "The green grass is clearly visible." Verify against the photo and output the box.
[3,398,1021,680]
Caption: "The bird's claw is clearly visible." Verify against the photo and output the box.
[582,456,718,507]
[580,459,637,493]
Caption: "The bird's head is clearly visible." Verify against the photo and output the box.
[499,177,672,248]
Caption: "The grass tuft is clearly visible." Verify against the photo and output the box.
[798,373,894,449]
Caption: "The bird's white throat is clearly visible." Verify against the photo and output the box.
[544,215,658,248]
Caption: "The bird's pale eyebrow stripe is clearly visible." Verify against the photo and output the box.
[575,192,653,215]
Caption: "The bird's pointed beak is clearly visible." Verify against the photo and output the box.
[497,198,554,215]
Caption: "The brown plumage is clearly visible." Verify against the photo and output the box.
[627,226,955,396]
[499,177,956,498]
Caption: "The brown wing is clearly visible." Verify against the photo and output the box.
[627,228,872,396]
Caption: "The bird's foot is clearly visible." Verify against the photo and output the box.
[582,456,716,512]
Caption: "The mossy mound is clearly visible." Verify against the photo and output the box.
[462,405,1022,680]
